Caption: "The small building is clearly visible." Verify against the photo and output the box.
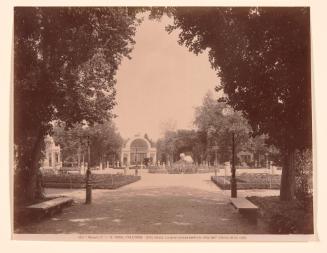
[237,150,253,164]
[41,135,62,171]
[121,134,157,166]
[237,150,269,168]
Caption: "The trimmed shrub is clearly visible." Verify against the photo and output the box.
[248,196,313,234]
[269,213,297,234]
[295,149,313,204]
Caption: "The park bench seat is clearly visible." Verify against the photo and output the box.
[27,197,73,219]
[230,197,259,223]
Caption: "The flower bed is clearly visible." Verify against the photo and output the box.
[211,173,281,190]
[43,174,141,189]
[247,196,313,234]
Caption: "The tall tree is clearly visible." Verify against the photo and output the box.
[53,120,123,167]
[194,91,252,164]
[166,7,311,200]
[87,121,123,166]
[14,7,140,204]
[52,123,88,164]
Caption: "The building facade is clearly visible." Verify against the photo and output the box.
[41,135,62,171]
[121,134,157,166]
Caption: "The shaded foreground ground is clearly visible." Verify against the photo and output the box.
[15,172,279,234]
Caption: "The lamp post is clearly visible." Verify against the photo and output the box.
[85,135,92,204]
[230,132,237,197]
[222,107,237,198]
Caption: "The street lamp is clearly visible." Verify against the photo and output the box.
[85,135,92,204]
[230,132,237,197]
[222,107,237,198]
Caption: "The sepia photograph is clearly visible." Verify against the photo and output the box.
[9,3,317,242]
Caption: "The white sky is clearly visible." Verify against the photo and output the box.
[113,15,220,141]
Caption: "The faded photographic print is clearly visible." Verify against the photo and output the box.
[13,6,314,241]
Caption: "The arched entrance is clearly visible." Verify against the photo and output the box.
[121,134,157,166]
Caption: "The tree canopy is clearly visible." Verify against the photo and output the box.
[14,7,140,203]
[195,92,249,152]
[156,92,273,166]
[194,91,272,164]
[166,7,311,200]
[167,7,311,153]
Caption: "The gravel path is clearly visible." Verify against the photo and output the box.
[15,172,278,234]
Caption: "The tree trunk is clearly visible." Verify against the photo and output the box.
[280,148,296,201]
[16,132,45,205]
[24,172,38,203]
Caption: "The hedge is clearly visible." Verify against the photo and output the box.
[43,174,141,189]
[211,173,280,190]
[148,165,217,174]
[248,196,313,234]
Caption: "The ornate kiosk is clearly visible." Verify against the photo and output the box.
[121,134,157,166]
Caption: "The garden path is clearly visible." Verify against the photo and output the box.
[15,171,278,234]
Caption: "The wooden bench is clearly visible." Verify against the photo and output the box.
[230,197,259,223]
[26,197,73,220]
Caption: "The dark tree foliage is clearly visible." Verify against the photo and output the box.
[14,7,140,204]
[194,91,273,165]
[194,92,248,161]
[87,121,123,166]
[53,121,123,167]
[165,7,311,200]
[156,129,198,164]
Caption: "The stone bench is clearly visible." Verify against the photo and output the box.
[26,196,73,220]
[230,197,259,223]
